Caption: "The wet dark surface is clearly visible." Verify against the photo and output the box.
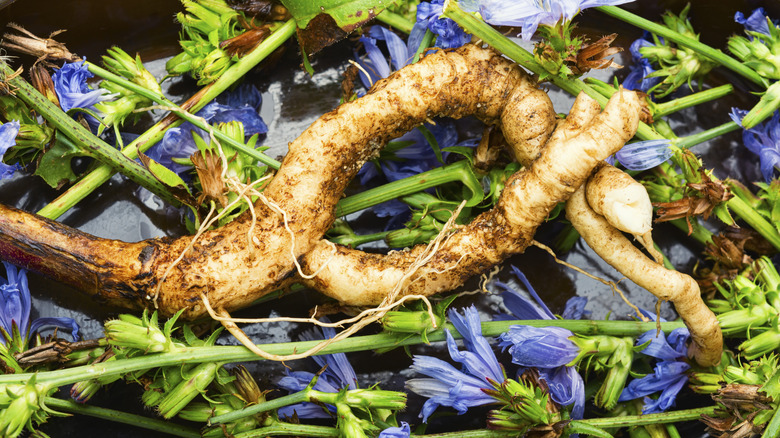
[0,0,777,436]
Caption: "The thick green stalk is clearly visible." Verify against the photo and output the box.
[0,320,683,387]
[329,231,391,247]
[674,121,740,150]
[45,397,201,437]
[3,62,182,207]
[727,195,780,251]
[762,405,780,438]
[209,391,308,425]
[579,406,716,428]
[334,160,483,216]
[86,62,282,170]
[236,423,338,437]
[36,19,296,220]
[596,6,766,87]
[654,84,734,119]
[375,9,414,34]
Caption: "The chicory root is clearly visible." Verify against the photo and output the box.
[566,186,722,366]
[298,89,643,306]
[0,44,558,318]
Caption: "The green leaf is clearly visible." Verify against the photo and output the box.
[281,0,398,31]
[138,153,197,207]
[34,135,85,189]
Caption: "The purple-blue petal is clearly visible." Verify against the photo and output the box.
[561,296,590,320]
[29,317,81,342]
[52,61,112,113]
[499,326,579,368]
[636,327,689,360]
[735,8,772,36]
[538,366,585,419]
[0,121,20,156]
[615,139,673,171]
[446,306,504,383]
[379,422,411,438]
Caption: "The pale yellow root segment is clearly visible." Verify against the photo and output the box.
[586,163,653,236]
[566,186,722,366]
[299,89,643,305]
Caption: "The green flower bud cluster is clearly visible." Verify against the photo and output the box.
[639,5,717,99]
[385,191,471,248]
[0,378,55,438]
[94,47,163,135]
[570,335,634,410]
[533,20,585,80]
[728,18,780,81]
[485,373,562,432]
[380,294,457,344]
[0,95,54,167]
[179,365,272,437]
[709,257,780,359]
[166,0,249,85]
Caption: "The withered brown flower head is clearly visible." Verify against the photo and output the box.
[192,149,229,208]
[571,34,623,75]
[29,63,59,106]
[1,23,80,67]
[654,169,733,234]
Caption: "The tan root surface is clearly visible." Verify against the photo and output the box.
[0,45,556,318]
[567,187,722,366]
[298,89,645,305]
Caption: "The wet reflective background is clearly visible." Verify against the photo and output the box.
[1,0,779,436]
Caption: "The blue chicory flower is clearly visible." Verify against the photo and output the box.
[0,120,21,179]
[413,0,471,49]
[618,327,691,414]
[406,305,505,422]
[276,323,358,419]
[615,139,673,171]
[356,26,413,88]
[145,83,267,175]
[623,35,662,94]
[469,0,635,41]
[52,60,112,116]
[0,261,80,347]
[735,8,774,37]
[730,108,780,182]
[492,265,587,418]
[499,325,580,368]
[378,421,410,438]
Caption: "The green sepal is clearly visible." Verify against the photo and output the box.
[138,152,197,207]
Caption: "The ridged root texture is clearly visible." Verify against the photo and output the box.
[299,89,644,305]
[0,44,557,318]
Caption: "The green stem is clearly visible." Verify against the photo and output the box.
[45,397,201,438]
[668,218,714,246]
[2,62,182,207]
[653,84,734,119]
[36,18,296,220]
[727,196,780,251]
[596,6,767,87]
[413,29,435,63]
[375,9,414,34]
[210,391,308,425]
[86,62,281,170]
[579,406,716,428]
[442,0,662,144]
[0,320,683,387]
[412,431,517,438]
[674,121,740,150]
[329,231,391,247]
[762,405,780,438]
[334,160,483,217]
[236,423,338,437]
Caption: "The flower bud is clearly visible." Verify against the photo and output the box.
[739,328,780,360]
[158,361,221,419]
[105,313,172,353]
